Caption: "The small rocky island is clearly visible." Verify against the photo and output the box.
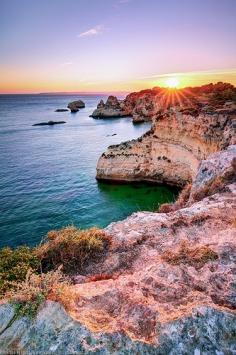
[55,109,69,112]
[32,120,66,126]
[67,100,85,113]
[90,95,130,118]
[1,83,236,354]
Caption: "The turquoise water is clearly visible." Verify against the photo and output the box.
[0,94,178,248]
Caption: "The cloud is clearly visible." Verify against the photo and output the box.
[138,68,236,81]
[78,25,104,38]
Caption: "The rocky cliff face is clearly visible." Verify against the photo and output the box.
[97,85,236,186]
[0,147,236,353]
[0,83,235,354]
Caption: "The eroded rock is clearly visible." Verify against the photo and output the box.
[90,96,130,118]
[67,100,85,113]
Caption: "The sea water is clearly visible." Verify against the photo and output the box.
[0,94,178,248]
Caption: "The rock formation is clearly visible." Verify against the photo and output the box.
[0,146,235,353]
[67,100,85,113]
[0,83,235,353]
[90,95,130,118]
[55,109,68,112]
[32,121,66,126]
[97,84,236,186]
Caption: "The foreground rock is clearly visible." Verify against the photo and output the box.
[67,100,85,112]
[55,109,68,112]
[0,147,235,353]
[32,121,66,126]
[90,96,130,118]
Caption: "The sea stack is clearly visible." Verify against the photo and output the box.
[67,100,85,113]
[90,95,130,118]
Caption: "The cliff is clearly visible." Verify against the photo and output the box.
[0,146,235,353]
[97,84,236,186]
[0,83,235,354]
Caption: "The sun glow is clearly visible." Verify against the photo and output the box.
[165,77,179,88]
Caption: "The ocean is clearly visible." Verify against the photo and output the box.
[0,94,178,248]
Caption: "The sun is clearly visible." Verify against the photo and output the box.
[165,77,179,88]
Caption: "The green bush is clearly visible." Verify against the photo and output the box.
[0,246,40,297]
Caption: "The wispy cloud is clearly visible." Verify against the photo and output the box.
[113,0,132,9]
[138,68,236,81]
[78,25,104,38]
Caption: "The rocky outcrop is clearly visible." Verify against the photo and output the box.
[67,100,85,113]
[0,148,235,353]
[96,87,236,186]
[0,83,235,353]
[90,96,130,118]
[32,121,66,126]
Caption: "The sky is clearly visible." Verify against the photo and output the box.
[0,0,236,93]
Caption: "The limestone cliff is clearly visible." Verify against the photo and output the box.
[97,84,236,186]
[0,146,236,353]
[0,83,236,354]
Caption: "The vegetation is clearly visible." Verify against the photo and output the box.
[0,226,110,318]
[36,226,110,273]
[161,241,218,269]
[0,246,40,297]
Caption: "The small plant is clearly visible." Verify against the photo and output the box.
[36,226,111,273]
[0,246,40,297]
[161,241,218,269]
[7,268,70,319]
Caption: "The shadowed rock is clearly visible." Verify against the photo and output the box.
[55,109,69,112]
[32,121,66,126]
[67,100,85,113]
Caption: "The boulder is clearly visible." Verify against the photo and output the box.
[67,100,85,112]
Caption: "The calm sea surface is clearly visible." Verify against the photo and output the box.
[0,94,178,248]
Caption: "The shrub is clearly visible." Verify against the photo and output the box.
[0,246,40,297]
[36,226,110,274]
[8,268,70,319]
[161,241,218,269]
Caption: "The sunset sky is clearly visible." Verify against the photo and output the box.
[1,0,236,93]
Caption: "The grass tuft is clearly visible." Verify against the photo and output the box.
[161,241,218,269]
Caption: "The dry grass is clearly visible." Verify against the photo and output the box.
[36,226,111,274]
[0,246,40,298]
[161,241,218,269]
[6,268,70,318]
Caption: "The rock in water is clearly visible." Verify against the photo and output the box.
[32,121,66,126]
[55,109,69,112]
[67,100,85,112]
[90,95,130,118]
